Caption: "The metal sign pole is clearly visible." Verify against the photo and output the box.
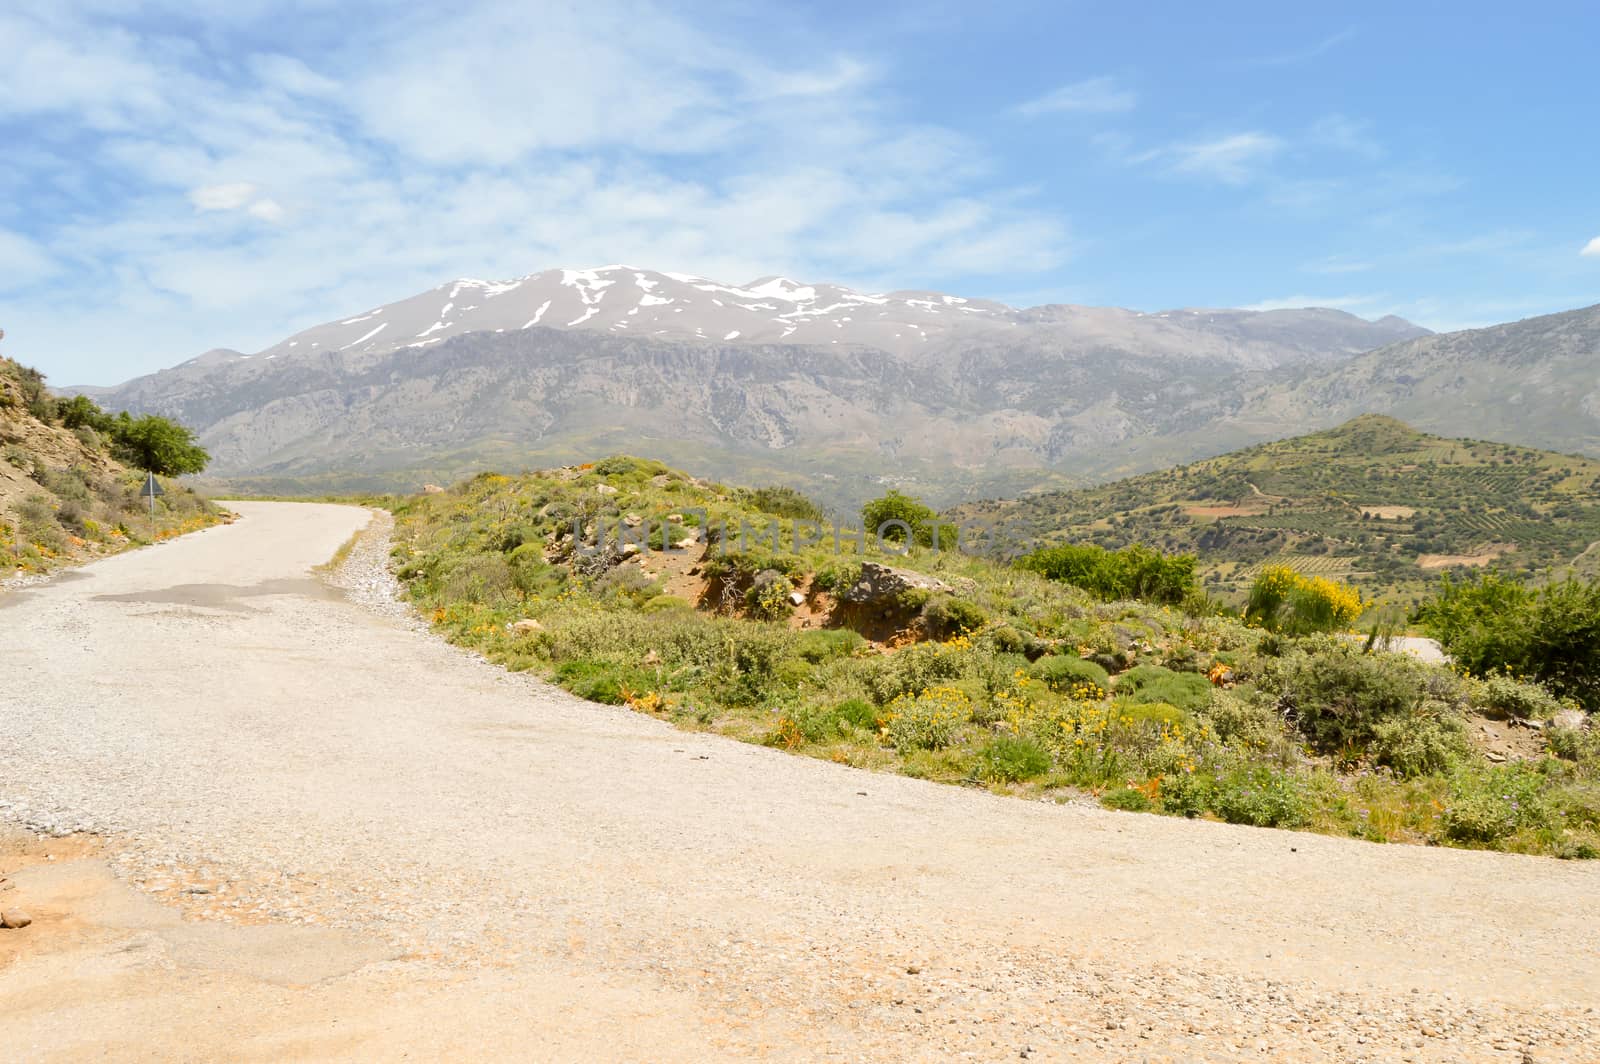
[140,471,164,540]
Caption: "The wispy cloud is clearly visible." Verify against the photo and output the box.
[1242,29,1357,68]
[1240,293,1386,313]
[1307,115,1382,159]
[1015,77,1136,117]
[1582,236,1600,257]
[1302,256,1374,275]
[1156,132,1283,184]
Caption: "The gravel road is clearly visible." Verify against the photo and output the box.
[2,502,1597,1062]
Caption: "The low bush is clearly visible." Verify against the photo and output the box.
[1473,672,1569,721]
[1102,786,1154,812]
[739,485,825,521]
[1026,654,1110,697]
[921,594,988,639]
[794,697,880,742]
[1113,664,1212,713]
[1197,689,1286,749]
[1245,565,1363,635]
[1210,766,1310,828]
[1016,542,1197,606]
[745,570,796,620]
[1440,764,1550,845]
[1262,638,1469,775]
[865,641,967,705]
[975,734,1052,782]
[793,628,866,664]
[440,554,515,605]
[812,560,862,594]
[885,687,971,751]
[554,660,650,705]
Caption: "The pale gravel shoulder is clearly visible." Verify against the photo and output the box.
[320,507,428,632]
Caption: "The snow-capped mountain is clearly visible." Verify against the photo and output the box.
[82,265,1438,505]
[180,264,1425,371]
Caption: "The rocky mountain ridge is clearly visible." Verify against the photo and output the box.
[73,266,1442,506]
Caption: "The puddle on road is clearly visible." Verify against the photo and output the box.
[93,578,340,614]
[0,570,93,609]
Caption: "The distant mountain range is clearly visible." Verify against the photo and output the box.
[77,265,1460,506]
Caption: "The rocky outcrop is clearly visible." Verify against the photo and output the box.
[838,562,976,608]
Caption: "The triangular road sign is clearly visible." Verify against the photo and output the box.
[139,472,164,498]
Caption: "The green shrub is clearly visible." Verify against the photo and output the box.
[793,628,866,664]
[507,543,565,597]
[987,625,1042,658]
[739,485,825,521]
[1159,772,1214,818]
[812,560,862,594]
[1102,787,1154,812]
[1369,708,1470,777]
[1026,654,1110,696]
[1261,638,1469,774]
[921,594,988,639]
[865,642,966,705]
[861,489,956,547]
[1417,572,1600,711]
[1016,542,1197,605]
[885,687,970,751]
[1210,767,1310,828]
[794,698,880,742]
[554,660,650,704]
[1473,673,1569,721]
[975,734,1051,782]
[1116,700,1192,729]
[439,554,516,605]
[832,698,880,732]
[1198,689,1286,749]
[1114,664,1212,713]
[744,570,796,620]
[1547,724,1600,768]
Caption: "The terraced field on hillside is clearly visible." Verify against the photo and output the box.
[950,416,1600,604]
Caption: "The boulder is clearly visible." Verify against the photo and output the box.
[507,619,543,635]
[838,562,977,607]
[422,483,445,495]
[1,909,31,929]
[595,483,619,496]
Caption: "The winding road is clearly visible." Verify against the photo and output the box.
[1,502,1596,1061]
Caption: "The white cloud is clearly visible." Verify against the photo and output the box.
[0,2,1070,383]
[0,228,56,284]
[246,199,285,222]
[1016,77,1136,117]
[1240,293,1385,312]
[1163,132,1283,184]
[1582,236,1600,257]
[189,182,258,211]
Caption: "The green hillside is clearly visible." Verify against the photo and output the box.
[948,416,1600,603]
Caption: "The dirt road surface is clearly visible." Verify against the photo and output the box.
[2,502,1597,1062]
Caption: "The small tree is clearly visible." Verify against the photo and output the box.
[111,414,210,476]
[860,489,956,547]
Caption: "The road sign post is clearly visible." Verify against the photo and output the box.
[139,471,164,539]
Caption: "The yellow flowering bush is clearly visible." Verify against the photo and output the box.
[1246,565,1363,634]
[884,686,972,750]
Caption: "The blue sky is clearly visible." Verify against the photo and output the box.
[2,1,1598,385]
